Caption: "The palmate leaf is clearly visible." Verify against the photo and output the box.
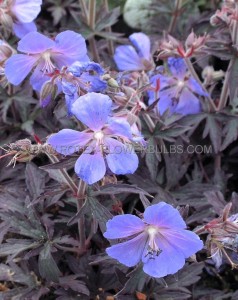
[95,7,120,32]
[87,195,113,233]
[38,242,61,283]
[0,239,41,260]
[115,265,149,296]
[25,162,46,200]
[203,114,222,154]
[145,137,158,181]
[221,117,238,150]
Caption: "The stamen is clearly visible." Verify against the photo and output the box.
[41,51,56,74]
[145,226,162,259]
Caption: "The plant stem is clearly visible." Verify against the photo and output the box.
[88,0,96,30]
[184,58,216,112]
[77,179,87,251]
[46,153,78,194]
[103,0,114,55]
[89,37,100,62]
[168,0,183,34]
[79,0,89,23]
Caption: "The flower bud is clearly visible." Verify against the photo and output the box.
[107,77,119,88]
[40,81,58,107]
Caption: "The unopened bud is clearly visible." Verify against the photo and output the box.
[40,81,58,106]
[107,78,119,88]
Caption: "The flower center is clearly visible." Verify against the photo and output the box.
[94,131,104,141]
[145,226,162,259]
[177,80,185,87]
[41,51,56,74]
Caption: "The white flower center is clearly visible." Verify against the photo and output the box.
[147,226,158,237]
[94,131,104,140]
[145,226,162,259]
[41,51,56,74]
[177,80,185,87]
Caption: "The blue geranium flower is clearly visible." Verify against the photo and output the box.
[62,61,107,115]
[5,30,89,91]
[114,32,154,71]
[47,92,139,184]
[148,58,207,115]
[104,202,203,278]
[1,0,42,38]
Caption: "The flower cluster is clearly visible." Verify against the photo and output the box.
[148,58,208,115]
[47,92,140,184]
[203,203,238,269]
[104,202,203,278]
[113,32,209,117]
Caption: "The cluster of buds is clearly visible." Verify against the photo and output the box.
[198,203,238,269]
[0,138,56,167]
[0,39,15,87]
[210,0,238,47]
[157,32,208,59]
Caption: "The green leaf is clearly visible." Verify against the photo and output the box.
[95,7,120,31]
[38,242,61,283]
[145,138,158,181]
[87,195,112,233]
[221,118,238,150]
[203,114,221,154]
[229,56,238,104]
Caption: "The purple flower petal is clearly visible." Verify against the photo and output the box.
[160,228,203,258]
[168,57,187,79]
[175,88,201,115]
[129,32,151,60]
[104,215,145,239]
[71,93,112,131]
[104,118,133,139]
[5,54,38,85]
[11,0,42,23]
[29,60,50,91]
[114,45,144,71]
[143,202,186,229]
[106,232,147,267]
[13,21,37,38]
[18,32,55,54]
[158,87,177,115]
[47,129,92,155]
[142,237,186,277]
[105,138,138,175]
[188,77,208,96]
[74,151,106,184]
[51,31,88,67]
